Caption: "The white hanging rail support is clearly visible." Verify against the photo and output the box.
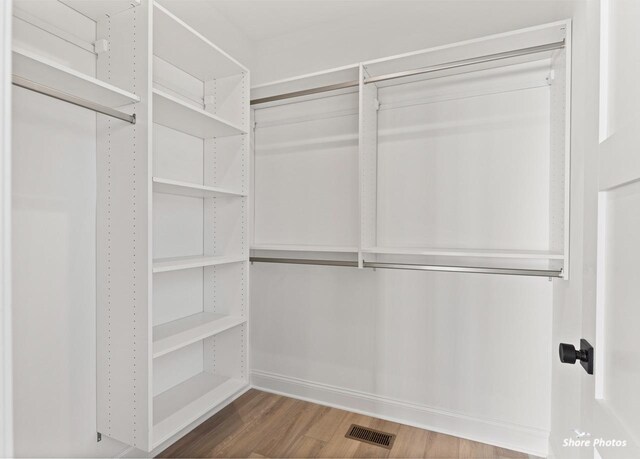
[12,75,136,124]
[250,40,565,106]
[249,257,563,278]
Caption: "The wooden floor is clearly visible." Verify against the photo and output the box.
[159,390,540,459]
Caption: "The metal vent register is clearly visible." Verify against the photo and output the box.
[345,424,396,449]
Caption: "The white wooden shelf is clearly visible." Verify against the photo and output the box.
[153,2,247,81]
[60,0,140,20]
[13,47,140,107]
[153,88,246,138]
[153,313,246,358]
[153,177,245,199]
[251,244,358,253]
[361,247,565,260]
[153,254,246,273]
[153,373,246,448]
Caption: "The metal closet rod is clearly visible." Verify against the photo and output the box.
[250,40,565,106]
[249,257,563,278]
[12,75,136,124]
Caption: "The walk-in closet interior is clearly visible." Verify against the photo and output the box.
[3,0,639,458]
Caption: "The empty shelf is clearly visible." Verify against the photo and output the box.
[153,177,245,198]
[153,373,246,448]
[153,2,247,81]
[59,0,140,20]
[153,255,246,273]
[251,244,358,253]
[13,47,140,107]
[153,313,246,358]
[153,89,246,138]
[362,247,565,260]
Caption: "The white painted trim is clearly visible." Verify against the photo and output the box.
[251,370,549,457]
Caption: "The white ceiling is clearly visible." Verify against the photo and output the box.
[174,0,523,43]
[209,1,394,41]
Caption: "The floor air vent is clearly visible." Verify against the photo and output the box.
[345,424,396,449]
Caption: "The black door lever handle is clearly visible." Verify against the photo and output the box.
[559,339,594,375]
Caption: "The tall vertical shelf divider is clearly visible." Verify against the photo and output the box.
[97,0,250,451]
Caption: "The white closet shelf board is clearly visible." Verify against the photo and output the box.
[153,89,246,138]
[362,247,565,260]
[251,64,360,108]
[13,48,140,107]
[153,374,247,448]
[251,244,358,253]
[153,255,246,273]
[153,2,247,81]
[153,313,246,358]
[59,0,140,20]
[361,20,568,81]
[153,177,245,199]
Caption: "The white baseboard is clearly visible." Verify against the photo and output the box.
[251,370,549,457]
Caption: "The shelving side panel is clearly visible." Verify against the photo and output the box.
[203,70,249,390]
[203,323,247,383]
[96,2,152,451]
[205,73,248,132]
[359,65,379,266]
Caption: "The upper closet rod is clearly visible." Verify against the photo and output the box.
[251,40,565,106]
[250,257,563,278]
[12,76,137,124]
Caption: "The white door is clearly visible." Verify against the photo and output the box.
[571,0,640,457]
[577,118,640,459]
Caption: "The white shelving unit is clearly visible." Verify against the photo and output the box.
[153,373,245,447]
[59,0,141,20]
[152,255,246,273]
[12,47,139,107]
[153,88,246,138]
[153,177,245,199]
[153,2,246,80]
[361,247,565,260]
[251,244,358,253]
[95,0,250,451]
[250,21,571,278]
[153,313,246,358]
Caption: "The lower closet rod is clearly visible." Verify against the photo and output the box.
[250,257,563,278]
[12,75,136,124]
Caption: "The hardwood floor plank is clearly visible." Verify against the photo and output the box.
[282,435,326,458]
[423,431,460,458]
[209,395,296,457]
[304,405,349,442]
[495,446,529,458]
[460,439,500,458]
[157,390,533,459]
[253,398,325,457]
[388,424,429,458]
